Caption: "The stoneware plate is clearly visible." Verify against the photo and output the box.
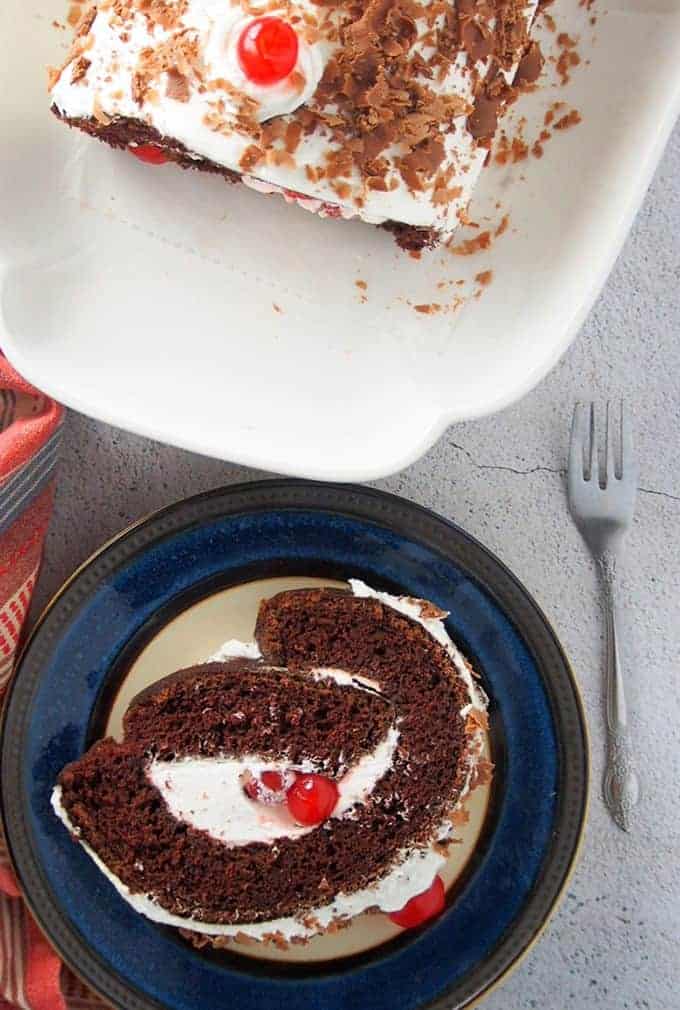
[1,481,588,1010]
[1,2,680,480]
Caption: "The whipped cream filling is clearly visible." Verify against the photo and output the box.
[52,580,487,941]
[309,667,382,693]
[50,0,538,231]
[146,724,399,847]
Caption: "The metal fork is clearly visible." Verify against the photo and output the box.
[568,402,640,832]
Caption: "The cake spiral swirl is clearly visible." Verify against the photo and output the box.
[53,581,490,944]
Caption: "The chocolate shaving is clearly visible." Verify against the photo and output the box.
[450,806,471,826]
[75,5,97,36]
[47,66,63,90]
[416,600,448,619]
[469,759,494,790]
[450,229,492,255]
[515,41,543,86]
[468,92,500,141]
[554,109,581,130]
[465,707,490,733]
[284,121,303,154]
[52,0,544,231]
[166,69,190,103]
[70,57,91,84]
[459,17,493,64]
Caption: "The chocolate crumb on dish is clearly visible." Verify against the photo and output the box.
[49,1,545,249]
[52,582,491,947]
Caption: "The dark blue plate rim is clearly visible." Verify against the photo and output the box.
[1,480,588,1010]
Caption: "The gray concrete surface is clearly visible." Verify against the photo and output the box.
[34,122,680,1009]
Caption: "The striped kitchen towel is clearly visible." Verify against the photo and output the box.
[0,357,103,1010]
[0,359,62,687]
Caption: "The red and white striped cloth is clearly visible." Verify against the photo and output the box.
[0,357,103,1010]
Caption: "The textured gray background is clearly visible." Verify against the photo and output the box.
[34,123,680,1009]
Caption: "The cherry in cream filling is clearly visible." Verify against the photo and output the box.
[146,723,400,848]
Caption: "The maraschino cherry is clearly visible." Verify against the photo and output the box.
[237,16,298,86]
[128,144,168,165]
[243,770,292,803]
[261,771,286,791]
[286,773,339,825]
[388,876,446,929]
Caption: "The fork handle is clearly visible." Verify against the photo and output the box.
[599,553,640,832]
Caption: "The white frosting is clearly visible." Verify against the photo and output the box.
[308,667,382,693]
[50,0,538,230]
[207,638,261,662]
[52,580,488,942]
[146,725,399,846]
[333,726,399,816]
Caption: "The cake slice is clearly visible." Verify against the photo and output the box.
[52,581,491,946]
[48,0,543,250]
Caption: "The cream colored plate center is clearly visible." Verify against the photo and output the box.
[105,576,491,963]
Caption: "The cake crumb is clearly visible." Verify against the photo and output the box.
[47,66,63,90]
[495,214,510,237]
[414,303,442,315]
[272,303,282,314]
[355,280,367,291]
[451,806,471,827]
[466,707,490,732]
[555,33,581,86]
[450,231,492,256]
[470,760,495,789]
[554,109,582,131]
[495,133,529,166]
[475,270,493,287]
[67,4,84,29]
[436,278,466,291]
[233,931,257,946]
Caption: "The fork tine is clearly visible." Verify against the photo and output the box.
[588,402,599,484]
[606,401,617,483]
[568,402,588,485]
[620,401,633,475]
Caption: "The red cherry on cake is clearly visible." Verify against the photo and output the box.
[286,773,339,825]
[128,144,168,165]
[243,769,294,803]
[260,771,285,791]
[388,876,446,928]
[237,16,299,86]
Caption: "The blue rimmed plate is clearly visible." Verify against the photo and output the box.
[1,481,588,1010]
